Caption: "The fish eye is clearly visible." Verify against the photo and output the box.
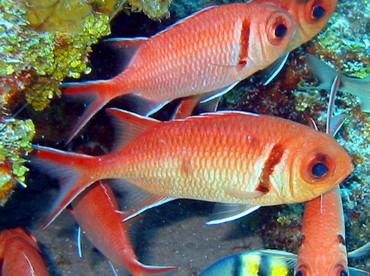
[339,271,348,276]
[275,24,287,38]
[266,13,292,45]
[305,0,332,23]
[312,5,326,19]
[311,162,328,178]
[295,271,304,276]
[301,151,336,183]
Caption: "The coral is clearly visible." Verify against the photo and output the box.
[0,119,35,206]
[0,0,111,111]
[309,1,369,78]
[0,0,112,204]
[127,0,172,19]
[24,0,125,33]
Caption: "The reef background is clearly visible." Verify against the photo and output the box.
[0,0,368,275]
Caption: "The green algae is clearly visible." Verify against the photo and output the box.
[314,1,369,78]
[127,0,172,18]
[0,119,35,205]
[0,0,111,111]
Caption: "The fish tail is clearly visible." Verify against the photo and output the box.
[116,260,177,276]
[31,145,98,229]
[61,80,121,144]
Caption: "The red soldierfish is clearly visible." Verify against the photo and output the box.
[32,108,353,228]
[252,0,338,48]
[295,186,349,276]
[0,227,49,276]
[70,181,176,276]
[62,3,299,142]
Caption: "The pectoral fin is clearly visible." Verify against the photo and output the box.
[261,53,290,85]
[199,82,239,103]
[206,203,260,225]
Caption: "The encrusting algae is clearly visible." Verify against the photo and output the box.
[0,119,34,205]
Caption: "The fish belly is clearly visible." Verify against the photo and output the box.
[106,117,287,205]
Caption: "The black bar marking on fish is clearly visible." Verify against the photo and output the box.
[256,143,286,193]
[258,253,270,275]
[338,234,346,246]
[235,253,243,275]
[299,234,305,247]
[237,20,250,71]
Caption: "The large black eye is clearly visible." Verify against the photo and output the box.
[339,271,348,276]
[295,271,304,276]
[312,162,329,177]
[312,5,326,19]
[275,24,287,38]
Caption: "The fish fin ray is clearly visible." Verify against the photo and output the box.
[104,37,147,72]
[62,81,113,144]
[261,53,289,85]
[305,53,338,89]
[348,242,370,259]
[109,178,174,219]
[348,267,370,276]
[206,203,260,225]
[199,82,239,103]
[76,227,83,258]
[122,94,169,116]
[106,108,160,151]
[31,146,95,229]
[172,97,200,119]
[112,260,177,276]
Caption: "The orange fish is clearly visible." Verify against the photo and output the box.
[0,227,49,276]
[32,107,353,227]
[294,76,367,276]
[62,2,299,143]
[252,0,338,48]
[201,77,367,275]
[295,186,349,276]
[70,181,176,276]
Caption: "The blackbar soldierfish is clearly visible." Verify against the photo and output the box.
[62,3,298,142]
[70,181,176,276]
[252,0,338,48]
[32,109,353,228]
[295,186,349,276]
[0,228,49,276]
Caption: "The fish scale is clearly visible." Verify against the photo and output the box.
[62,3,298,142]
[74,111,350,205]
[32,110,353,227]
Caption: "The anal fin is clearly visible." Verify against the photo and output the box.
[206,203,260,225]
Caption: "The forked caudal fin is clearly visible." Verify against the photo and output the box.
[31,145,98,229]
[62,80,117,144]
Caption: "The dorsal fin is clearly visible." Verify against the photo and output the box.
[152,6,217,38]
[106,108,161,151]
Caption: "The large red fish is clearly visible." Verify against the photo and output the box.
[32,108,353,228]
[0,227,49,276]
[62,3,298,142]
[70,181,176,276]
[295,186,349,276]
[252,0,338,48]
